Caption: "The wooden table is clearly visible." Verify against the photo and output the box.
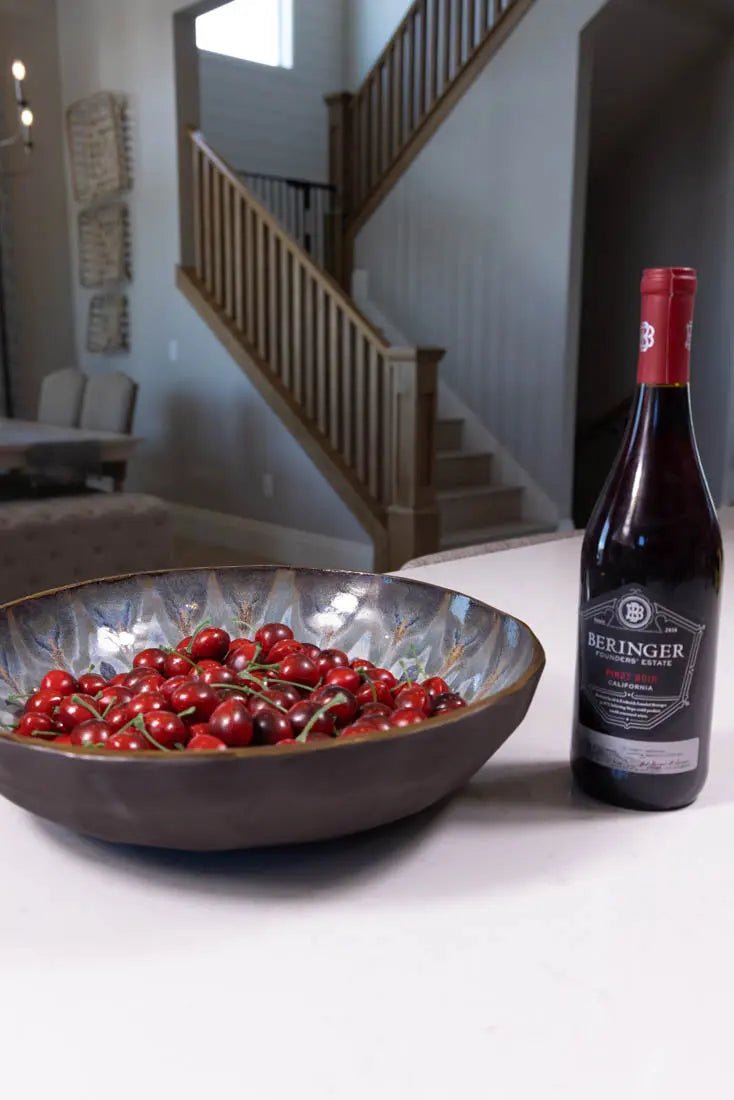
[0,529,732,1099]
[0,418,138,486]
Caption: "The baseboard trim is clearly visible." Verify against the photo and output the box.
[169,503,374,572]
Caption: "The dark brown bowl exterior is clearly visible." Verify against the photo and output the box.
[0,567,545,850]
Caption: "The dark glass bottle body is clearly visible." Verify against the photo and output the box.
[571,273,723,811]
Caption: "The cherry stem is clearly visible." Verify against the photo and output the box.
[297,693,346,743]
[130,715,170,752]
[212,683,288,713]
[163,647,199,669]
[176,706,197,719]
[71,694,103,720]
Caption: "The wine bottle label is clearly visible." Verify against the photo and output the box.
[578,585,706,747]
[576,726,699,775]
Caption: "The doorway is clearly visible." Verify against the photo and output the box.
[573,0,734,527]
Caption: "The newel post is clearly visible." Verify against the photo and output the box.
[324,91,354,289]
[386,347,444,570]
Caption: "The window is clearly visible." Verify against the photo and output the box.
[196,0,293,69]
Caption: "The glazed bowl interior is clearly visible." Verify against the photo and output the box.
[0,566,540,731]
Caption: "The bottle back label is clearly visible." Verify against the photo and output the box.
[577,586,706,774]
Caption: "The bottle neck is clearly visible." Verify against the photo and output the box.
[637,288,695,385]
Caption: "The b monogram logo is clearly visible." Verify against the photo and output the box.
[640,322,655,353]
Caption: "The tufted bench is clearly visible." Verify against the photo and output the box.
[0,494,175,606]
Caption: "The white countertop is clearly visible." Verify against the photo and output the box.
[1,531,732,1099]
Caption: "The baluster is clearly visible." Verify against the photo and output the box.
[431,0,439,103]
[268,229,279,370]
[417,2,427,122]
[355,333,367,484]
[304,273,315,419]
[407,19,416,134]
[368,344,380,498]
[223,179,233,318]
[361,89,370,203]
[482,0,490,35]
[233,192,243,331]
[316,283,327,434]
[245,203,255,344]
[380,62,389,177]
[342,319,354,466]
[329,304,340,452]
[256,219,267,359]
[280,243,291,388]
[213,169,223,304]
[192,145,202,280]
[392,37,402,159]
[442,0,452,87]
[202,159,213,293]
[467,0,477,52]
[292,258,303,403]
[455,0,464,72]
[493,0,503,24]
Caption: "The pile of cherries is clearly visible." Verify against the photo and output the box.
[4,621,468,752]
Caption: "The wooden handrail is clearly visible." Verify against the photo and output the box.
[328,0,534,239]
[183,130,442,569]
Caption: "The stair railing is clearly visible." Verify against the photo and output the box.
[184,130,443,569]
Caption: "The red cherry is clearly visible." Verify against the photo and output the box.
[163,651,196,678]
[432,692,467,713]
[187,733,228,752]
[300,643,321,663]
[225,648,258,674]
[389,709,425,728]
[394,686,430,714]
[57,695,101,730]
[324,666,361,694]
[253,709,294,745]
[39,669,78,696]
[107,730,148,751]
[422,676,450,699]
[176,636,193,652]
[127,692,167,717]
[16,713,56,740]
[133,673,166,695]
[190,627,231,662]
[359,701,393,718]
[160,675,190,703]
[279,653,320,689]
[248,689,292,718]
[287,700,335,737]
[355,681,393,709]
[70,719,112,747]
[264,638,302,664]
[109,673,128,686]
[197,664,237,688]
[363,667,398,690]
[341,719,387,738]
[316,648,350,676]
[275,738,299,747]
[169,682,220,722]
[132,648,168,673]
[351,658,375,671]
[24,691,63,718]
[141,711,187,750]
[208,698,254,747]
[301,730,332,742]
[311,685,358,726]
[189,722,211,738]
[226,638,258,666]
[53,734,73,746]
[77,672,107,695]
[104,704,132,731]
[97,685,133,710]
[254,622,293,657]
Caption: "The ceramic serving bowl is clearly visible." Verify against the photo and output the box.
[0,567,545,850]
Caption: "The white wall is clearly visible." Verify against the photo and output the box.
[0,0,75,417]
[55,0,369,550]
[344,0,407,88]
[199,0,346,180]
[578,45,734,503]
[354,0,608,519]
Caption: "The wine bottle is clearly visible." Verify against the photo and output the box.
[571,267,723,811]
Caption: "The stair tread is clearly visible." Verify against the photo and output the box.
[440,520,556,550]
[437,484,521,501]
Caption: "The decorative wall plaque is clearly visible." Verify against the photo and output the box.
[66,92,131,204]
[78,202,131,287]
[86,293,129,354]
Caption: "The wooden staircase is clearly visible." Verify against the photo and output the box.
[326,0,535,280]
[177,132,443,571]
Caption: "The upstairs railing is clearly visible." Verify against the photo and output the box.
[183,131,442,569]
[237,169,336,273]
[326,0,532,257]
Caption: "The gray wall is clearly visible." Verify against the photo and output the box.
[354,0,608,519]
[55,0,368,546]
[344,0,407,88]
[199,0,346,181]
[578,44,734,503]
[0,0,75,417]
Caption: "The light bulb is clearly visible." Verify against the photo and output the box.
[11,60,26,82]
[20,108,33,128]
